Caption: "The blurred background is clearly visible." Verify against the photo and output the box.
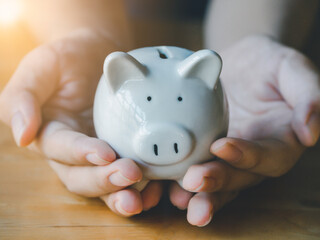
[126,0,208,49]
[0,0,208,91]
[2,0,320,92]
[0,0,36,90]
[1,0,319,92]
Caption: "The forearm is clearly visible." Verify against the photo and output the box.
[23,0,132,49]
[205,0,319,51]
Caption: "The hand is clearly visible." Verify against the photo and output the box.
[0,28,163,216]
[170,35,320,226]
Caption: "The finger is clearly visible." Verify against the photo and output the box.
[100,189,143,217]
[36,121,116,165]
[169,182,193,210]
[292,101,320,146]
[183,161,263,192]
[277,50,320,146]
[210,137,304,177]
[187,191,238,227]
[141,181,163,211]
[0,46,59,146]
[48,158,142,197]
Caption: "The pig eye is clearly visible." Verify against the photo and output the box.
[147,96,152,101]
[177,96,183,102]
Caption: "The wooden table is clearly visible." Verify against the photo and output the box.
[0,120,320,239]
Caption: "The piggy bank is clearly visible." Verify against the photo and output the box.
[94,46,228,190]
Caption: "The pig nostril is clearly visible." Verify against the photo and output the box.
[154,144,158,156]
[174,143,178,154]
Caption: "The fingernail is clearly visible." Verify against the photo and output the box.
[189,180,205,192]
[211,142,243,163]
[187,177,217,192]
[86,153,110,165]
[183,175,204,192]
[109,171,136,186]
[11,111,26,146]
[198,213,213,227]
[115,201,132,216]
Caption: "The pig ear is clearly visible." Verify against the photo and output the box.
[104,52,147,92]
[177,50,222,90]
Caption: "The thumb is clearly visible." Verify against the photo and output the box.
[0,46,58,146]
[277,50,320,146]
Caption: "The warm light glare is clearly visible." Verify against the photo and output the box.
[0,0,22,26]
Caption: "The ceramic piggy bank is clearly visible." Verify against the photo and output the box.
[94,46,228,190]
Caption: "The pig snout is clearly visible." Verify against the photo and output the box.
[133,123,194,165]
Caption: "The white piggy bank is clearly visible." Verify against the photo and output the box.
[94,46,228,190]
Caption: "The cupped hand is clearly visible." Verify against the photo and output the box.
[170,35,320,226]
[0,28,163,216]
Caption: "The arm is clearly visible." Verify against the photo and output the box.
[205,0,319,51]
